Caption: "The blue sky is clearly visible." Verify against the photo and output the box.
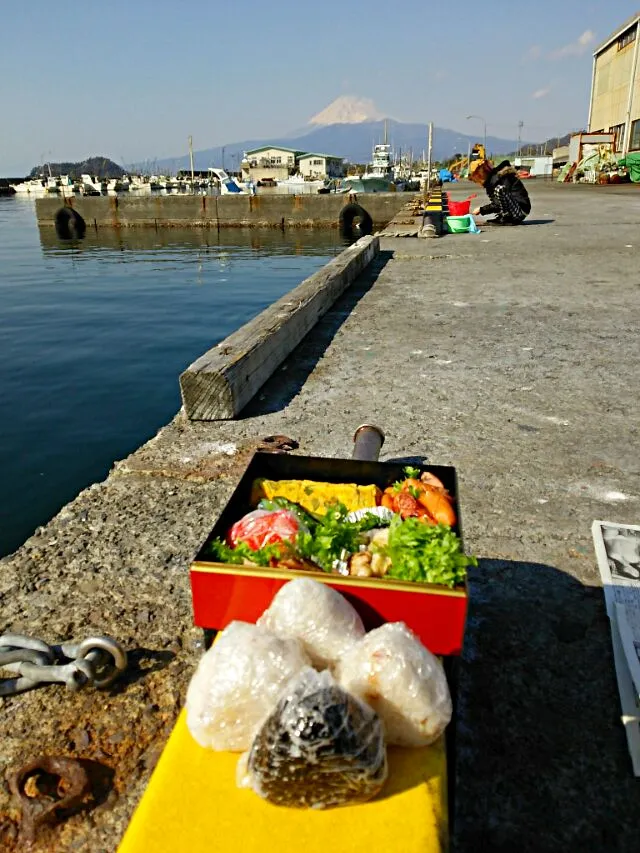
[0,0,635,175]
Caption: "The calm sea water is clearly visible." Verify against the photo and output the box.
[0,198,343,557]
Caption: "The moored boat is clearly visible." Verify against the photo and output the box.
[341,137,401,192]
[208,167,248,194]
[10,178,48,195]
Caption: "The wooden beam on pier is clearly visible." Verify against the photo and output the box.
[179,235,379,420]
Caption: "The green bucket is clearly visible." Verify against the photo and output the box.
[445,215,474,233]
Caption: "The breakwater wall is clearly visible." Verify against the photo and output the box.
[35,193,411,229]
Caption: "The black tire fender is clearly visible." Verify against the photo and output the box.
[54,206,86,239]
[339,202,373,238]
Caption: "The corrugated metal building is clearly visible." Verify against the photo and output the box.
[588,11,640,154]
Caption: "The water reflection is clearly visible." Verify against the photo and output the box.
[3,199,346,558]
[38,225,351,256]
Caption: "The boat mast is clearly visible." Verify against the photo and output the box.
[188,135,195,185]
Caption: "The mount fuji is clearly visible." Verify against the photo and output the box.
[153,96,525,172]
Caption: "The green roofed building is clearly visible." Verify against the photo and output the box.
[241,146,345,182]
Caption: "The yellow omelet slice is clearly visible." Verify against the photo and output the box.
[252,480,381,515]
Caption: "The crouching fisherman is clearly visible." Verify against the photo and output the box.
[469,159,531,225]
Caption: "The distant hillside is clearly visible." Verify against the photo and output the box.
[153,120,527,173]
[29,156,124,179]
[517,132,579,157]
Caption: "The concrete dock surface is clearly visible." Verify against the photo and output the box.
[1,180,640,851]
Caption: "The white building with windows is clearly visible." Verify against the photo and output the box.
[297,153,346,180]
[241,146,346,183]
[241,146,306,182]
[588,11,640,154]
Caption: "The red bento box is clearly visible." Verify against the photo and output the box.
[189,452,469,656]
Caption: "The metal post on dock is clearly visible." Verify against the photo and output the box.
[426,122,433,197]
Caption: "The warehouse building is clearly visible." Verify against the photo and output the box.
[588,11,640,154]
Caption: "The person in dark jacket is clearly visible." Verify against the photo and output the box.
[469,159,531,224]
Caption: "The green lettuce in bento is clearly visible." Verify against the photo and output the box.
[383,516,475,587]
[207,496,473,588]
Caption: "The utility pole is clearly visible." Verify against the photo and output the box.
[188,136,195,184]
[517,120,523,160]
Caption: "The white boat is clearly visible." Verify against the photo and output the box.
[275,174,326,194]
[11,178,48,195]
[129,175,152,193]
[342,121,407,192]
[343,142,398,192]
[278,173,307,186]
[58,175,77,196]
[208,168,247,194]
[106,177,127,192]
[106,176,130,192]
[80,174,104,195]
[42,175,78,195]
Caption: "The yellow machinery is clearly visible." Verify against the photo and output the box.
[449,143,486,176]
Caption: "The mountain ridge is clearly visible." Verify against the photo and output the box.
[149,119,528,173]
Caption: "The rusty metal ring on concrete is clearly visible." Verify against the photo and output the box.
[74,636,128,688]
[10,755,90,842]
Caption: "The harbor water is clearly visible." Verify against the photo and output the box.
[0,198,343,558]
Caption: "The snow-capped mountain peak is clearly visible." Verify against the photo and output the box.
[308,96,385,126]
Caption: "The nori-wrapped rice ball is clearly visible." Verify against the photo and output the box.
[244,667,387,808]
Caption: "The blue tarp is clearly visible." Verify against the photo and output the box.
[439,169,456,183]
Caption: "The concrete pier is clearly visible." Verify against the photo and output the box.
[35,192,410,230]
[2,181,640,851]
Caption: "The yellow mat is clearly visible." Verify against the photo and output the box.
[118,710,449,853]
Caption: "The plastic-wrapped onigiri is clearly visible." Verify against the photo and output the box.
[239,667,387,808]
[335,622,452,747]
[186,621,310,751]
[257,578,365,669]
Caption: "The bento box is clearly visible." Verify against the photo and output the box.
[190,452,470,656]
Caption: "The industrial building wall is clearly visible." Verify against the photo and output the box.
[590,38,640,144]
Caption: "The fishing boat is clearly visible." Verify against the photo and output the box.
[341,122,402,192]
[129,176,152,193]
[106,177,128,193]
[208,168,247,194]
[11,178,48,195]
[80,174,104,195]
[276,174,327,194]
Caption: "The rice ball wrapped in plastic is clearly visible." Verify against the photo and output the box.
[257,578,365,669]
[335,622,452,747]
[240,667,387,808]
[186,621,310,751]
